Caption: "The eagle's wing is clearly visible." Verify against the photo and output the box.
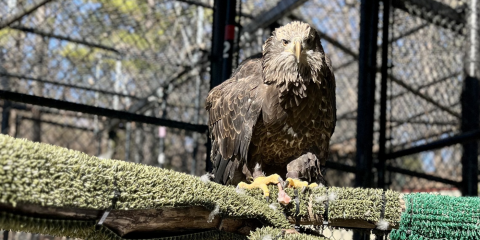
[325,55,336,137]
[206,59,264,184]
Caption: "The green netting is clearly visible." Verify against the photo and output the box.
[390,193,480,240]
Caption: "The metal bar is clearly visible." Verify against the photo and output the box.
[385,129,480,159]
[0,0,54,29]
[388,73,461,118]
[390,72,461,100]
[378,0,391,190]
[210,0,227,89]
[0,90,208,133]
[243,0,308,33]
[461,0,480,196]
[390,23,429,43]
[385,165,460,187]
[1,101,10,134]
[355,0,380,189]
[9,26,119,53]
[21,116,94,132]
[327,158,461,187]
[390,0,465,34]
[388,119,457,126]
[222,0,237,81]
[175,0,254,18]
[461,77,479,196]
[316,30,359,58]
[325,161,357,173]
[1,72,140,99]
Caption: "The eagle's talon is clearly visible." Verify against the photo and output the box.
[285,177,317,189]
[265,196,270,202]
[237,174,283,199]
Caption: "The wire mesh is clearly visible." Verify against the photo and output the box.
[0,0,478,239]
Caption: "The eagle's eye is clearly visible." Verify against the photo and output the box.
[282,39,289,46]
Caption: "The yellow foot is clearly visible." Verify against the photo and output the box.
[237,174,291,204]
[284,178,318,189]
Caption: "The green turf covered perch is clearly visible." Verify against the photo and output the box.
[0,134,478,239]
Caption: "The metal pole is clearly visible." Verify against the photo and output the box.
[94,56,102,156]
[222,0,237,81]
[1,51,10,135]
[461,0,479,196]
[355,0,380,238]
[210,0,227,89]
[158,87,168,168]
[355,0,380,188]
[378,0,391,190]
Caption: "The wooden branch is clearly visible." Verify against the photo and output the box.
[0,194,406,237]
[0,203,263,237]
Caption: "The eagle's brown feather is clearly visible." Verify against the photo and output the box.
[206,22,336,185]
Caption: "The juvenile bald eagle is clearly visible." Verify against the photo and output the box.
[206,22,336,198]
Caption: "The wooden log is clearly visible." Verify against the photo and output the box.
[0,194,406,237]
[0,203,263,237]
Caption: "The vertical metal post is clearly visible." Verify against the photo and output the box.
[378,0,391,190]
[94,56,102,156]
[208,0,237,173]
[355,0,380,238]
[222,0,237,81]
[125,122,131,161]
[210,0,227,89]
[1,101,10,134]
[355,0,380,188]
[1,49,10,135]
[2,0,17,136]
[158,87,169,168]
[461,0,479,196]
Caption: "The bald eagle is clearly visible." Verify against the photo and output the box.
[206,22,336,199]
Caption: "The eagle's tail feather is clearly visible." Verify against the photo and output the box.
[213,154,229,184]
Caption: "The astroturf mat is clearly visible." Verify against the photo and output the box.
[0,134,403,239]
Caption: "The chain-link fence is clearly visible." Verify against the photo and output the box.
[0,0,478,239]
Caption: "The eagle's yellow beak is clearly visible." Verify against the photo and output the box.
[294,41,302,63]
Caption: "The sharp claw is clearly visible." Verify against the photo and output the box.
[277,176,284,184]
[265,196,270,202]
[301,186,307,194]
[283,180,290,189]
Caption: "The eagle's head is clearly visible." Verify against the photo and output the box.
[262,21,327,90]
